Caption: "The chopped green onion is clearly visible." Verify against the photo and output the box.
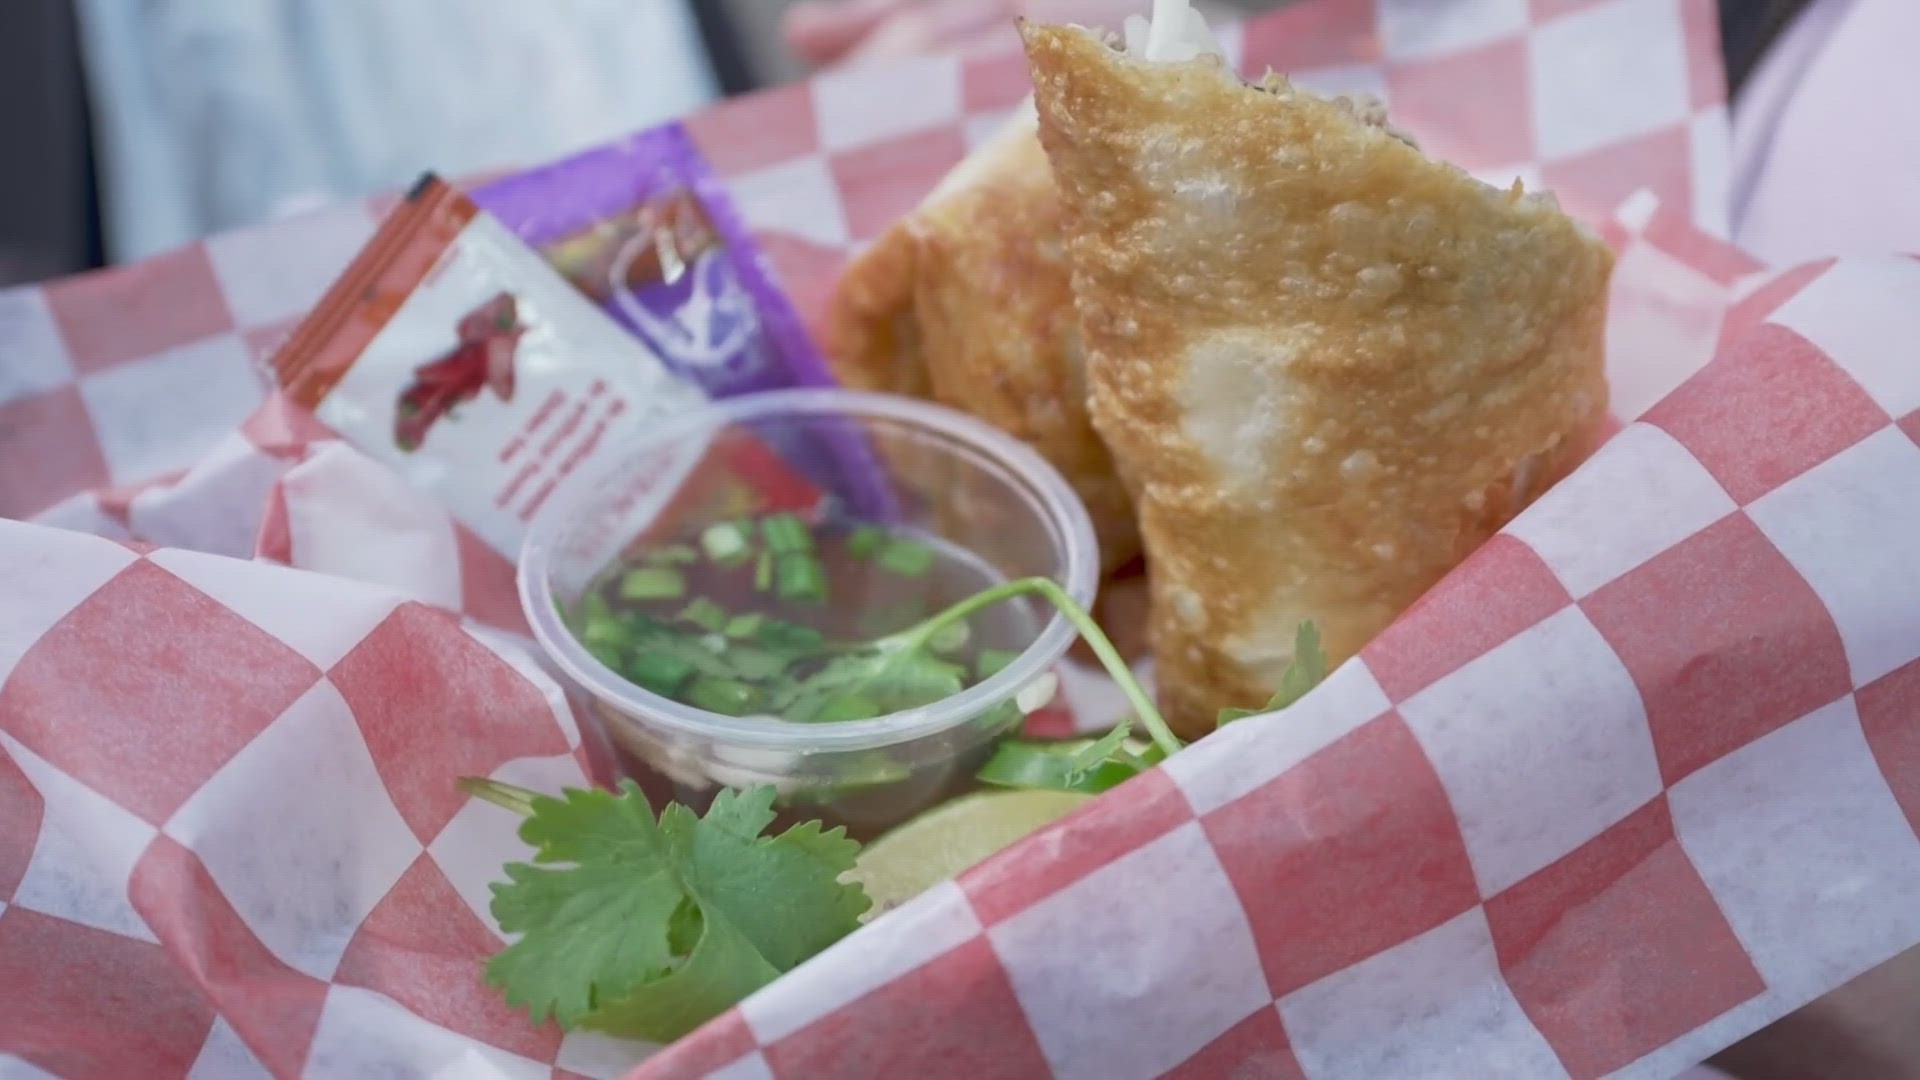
[581,623,631,669]
[683,677,762,716]
[926,619,971,655]
[976,648,1021,680]
[620,567,686,601]
[724,613,766,639]
[644,544,699,566]
[760,513,814,555]
[581,616,631,649]
[754,550,774,592]
[846,525,887,559]
[701,522,751,564]
[678,597,729,633]
[626,652,695,695]
[776,553,828,604]
[878,537,935,578]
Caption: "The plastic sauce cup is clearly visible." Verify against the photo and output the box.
[520,389,1099,836]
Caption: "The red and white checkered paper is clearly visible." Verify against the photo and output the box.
[11,2,1902,1078]
[2,0,1730,529]
[4,0,1736,740]
[9,248,1920,1080]
[635,251,1920,1080]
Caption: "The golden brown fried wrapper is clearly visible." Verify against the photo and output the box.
[1023,23,1613,736]
[824,110,1140,573]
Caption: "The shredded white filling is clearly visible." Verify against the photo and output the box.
[1123,0,1222,62]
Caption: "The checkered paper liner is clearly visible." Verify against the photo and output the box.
[6,0,1735,739]
[1,0,1730,527]
[0,0,1854,1076]
[633,254,1920,1080]
[8,248,1920,1080]
[21,186,1761,744]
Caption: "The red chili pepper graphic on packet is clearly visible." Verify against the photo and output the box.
[270,171,893,565]
[395,293,526,451]
[272,175,715,559]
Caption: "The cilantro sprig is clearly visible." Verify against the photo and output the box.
[461,779,869,1042]
[975,611,1328,796]
[474,584,1328,1037]
[483,541,1332,1042]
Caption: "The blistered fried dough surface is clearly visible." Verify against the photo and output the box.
[825,216,926,399]
[824,117,1140,572]
[1023,23,1613,735]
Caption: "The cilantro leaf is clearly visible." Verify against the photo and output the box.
[979,736,1165,795]
[777,648,965,723]
[1066,724,1134,781]
[1218,621,1328,726]
[576,904,779,1042]
[481,782,868,1042]
[485,786,681,1027]
[618,616,736,681]
[666,789,868,970]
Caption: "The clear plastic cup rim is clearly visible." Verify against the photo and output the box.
[519,388,1100,752]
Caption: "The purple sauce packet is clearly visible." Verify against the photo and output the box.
[472,123,896,521]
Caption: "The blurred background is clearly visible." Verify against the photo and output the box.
[0,0,1810,288]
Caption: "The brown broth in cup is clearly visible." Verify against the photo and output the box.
[567,513,1047,836]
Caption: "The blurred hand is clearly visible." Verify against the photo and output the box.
[785,0,1149,67]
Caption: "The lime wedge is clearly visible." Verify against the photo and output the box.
[848,790,1092,917]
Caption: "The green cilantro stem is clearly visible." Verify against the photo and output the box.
[876,577,1183,760]
[460,776,541,817]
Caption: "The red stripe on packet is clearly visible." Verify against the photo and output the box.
[273,176,478,411]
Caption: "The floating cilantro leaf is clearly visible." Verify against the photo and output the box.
[472,780,868,1042]
[1217,621,1328,727]
[753,619,827,659]
[625,618,736,680]
[678,598,730,633]
[777,647,966,723]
